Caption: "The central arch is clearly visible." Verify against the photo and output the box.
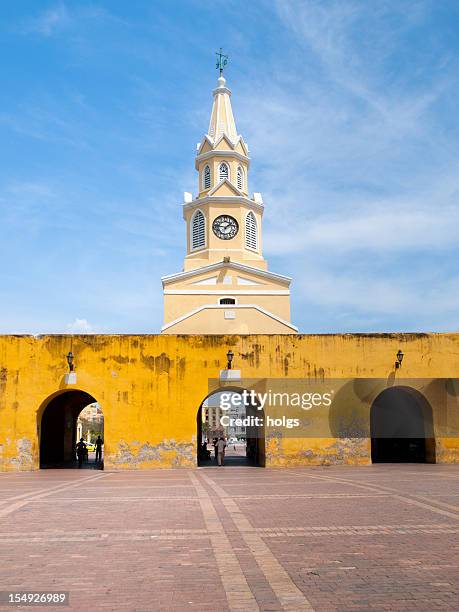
[38,390,104,469]
[370,386,435,463]
[197,387,265,467]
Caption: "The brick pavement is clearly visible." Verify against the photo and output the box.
[0,465,458,611]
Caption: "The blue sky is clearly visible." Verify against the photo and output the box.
[1,0,458,334]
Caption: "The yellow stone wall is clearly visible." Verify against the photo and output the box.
[1,333,458,471]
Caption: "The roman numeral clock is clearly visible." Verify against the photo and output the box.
[212,215,239,240]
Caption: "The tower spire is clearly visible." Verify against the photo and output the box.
[208,49,238,143]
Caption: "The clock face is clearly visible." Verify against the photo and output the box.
[212,215,239,240]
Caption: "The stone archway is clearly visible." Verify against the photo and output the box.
[39,390,104,469]
[370,386,435,463]
[197,388,265,467]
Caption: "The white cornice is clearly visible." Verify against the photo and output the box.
[164,290,290,295]
[161,260,291,286]
[182,195,264,216]
[212,86,231,96]
[195,149,250,169]
[213,133,249,154]
[161,303,298,333]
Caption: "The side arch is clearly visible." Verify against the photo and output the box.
[196,386,265,467]
[370,386,436,463]
[38,389,103,468]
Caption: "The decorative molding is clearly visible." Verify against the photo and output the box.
[196,135,214,156]
[208,177,243,198]
[237,276,263,286]
[182,195,264,216]
[164,290,290,295]
[162,260,292,286]
[161,303,298,332]
[195,149,250,168]
[191,276,218,285]
[212,85,232,96]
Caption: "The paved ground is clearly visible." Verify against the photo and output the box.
[0,465,458,611]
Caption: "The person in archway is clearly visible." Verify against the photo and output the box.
[76,438,87,468]
[217,436,227,466]
[200,440,210,461]
[95,435,103,463]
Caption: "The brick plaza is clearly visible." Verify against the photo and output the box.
[0,465,458,611]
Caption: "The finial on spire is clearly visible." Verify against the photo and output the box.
[215,48,228,76]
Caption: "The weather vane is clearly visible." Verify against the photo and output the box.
[215,48,229,75]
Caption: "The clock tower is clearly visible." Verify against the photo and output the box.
[161,69,297,334]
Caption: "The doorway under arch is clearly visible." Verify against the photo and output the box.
[370,386,435,463]
[197,388,265,467]
[39,390,104,469]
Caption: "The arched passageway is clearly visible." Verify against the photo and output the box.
[370,387,435,463]
[197,389,265,467]
[39,390,104,469]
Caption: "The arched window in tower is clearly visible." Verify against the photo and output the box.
[219,162,229,182]
[191,210,206,250]
[237,166,244,190]
[203,165,211,190]
[245,211,258,251]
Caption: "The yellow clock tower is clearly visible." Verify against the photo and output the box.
[161,70,297,334]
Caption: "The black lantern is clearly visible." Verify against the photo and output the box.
[395,350,404,369]
[226,350,234,370]
[66,351,74,372]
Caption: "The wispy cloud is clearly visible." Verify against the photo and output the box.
[66,318,95,333]
[232,0,459,330]
[23,3,70,37]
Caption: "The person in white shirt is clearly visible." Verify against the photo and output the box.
[217,437,227,466]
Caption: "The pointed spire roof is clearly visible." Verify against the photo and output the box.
[207,75,238,144]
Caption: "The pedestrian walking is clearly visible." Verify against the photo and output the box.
[217,436,226,466]
[95,435,103,463]
[75,438,87,468]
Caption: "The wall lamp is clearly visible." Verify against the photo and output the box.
[226,350,234,370]
[66,351,75,372]
[395,349,404,369]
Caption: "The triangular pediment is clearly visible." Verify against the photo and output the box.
[190,276,218,285]
[208,178,243,197]
[197,136,213,155]
[237,276,265,286]
[213,133,236,151]
[235,137,249,156]
[162,261,291,288]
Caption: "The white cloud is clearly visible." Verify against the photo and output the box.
[25,4,70,37]
[66,318,95,333]
[264,202,459,255]
[231,0,459,330]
